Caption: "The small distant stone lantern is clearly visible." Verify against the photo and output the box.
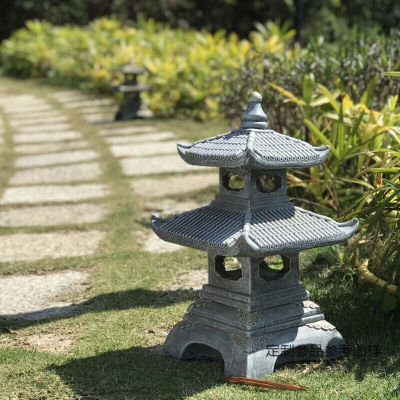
[114,61,153,120]
[151,91,359,378]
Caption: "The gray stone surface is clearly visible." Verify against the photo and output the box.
[131,173,218,197]
[50,90,89,102]
[15,150,98,168]
[0,183,108,204]
[121,154,202,176]
[0,203,107,227]
[14,131,82,143]
[10,162,102,185]
[105,131,176,144]
[99,125,158,136]
[0,269,90,319]
[64,98,115,108]
[15,122,72,133]
[10,115,69,127]
[81,113,114,123]
[11,110,64,120]
[77,106,118,115]
[141,229,184,253]
[14,140,89,154]
[144,199,209,217]
[9,105,55,113]
[0,230,105,262]
[110,141,185,158]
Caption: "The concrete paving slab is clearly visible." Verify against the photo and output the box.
[10,115,69,128]
[120,154,201,176]
[14,140,89,154]
[99,125,158,136]
[105,131,176,144]
[130,172,218,196]
[15,150,97,168]
[10,162,102,185]
[14,131,82,143]
[110,141,185,158]
[0,183,108,204]
[0,270,90,319]
[0,230,105,262]
[64,98,115,108]
[0,203,107,227]
[15,123,72,133]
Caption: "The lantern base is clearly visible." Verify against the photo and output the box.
[163,300,344,378]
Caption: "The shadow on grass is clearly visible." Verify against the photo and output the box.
[301,270,400,381]
[0,288,198,329]
[51,346,222,400]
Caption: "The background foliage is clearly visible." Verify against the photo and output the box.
[0,18,294,120]
[1,0,400,42]
[0,12,399,305]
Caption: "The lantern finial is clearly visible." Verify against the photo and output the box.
[241,90,268,130]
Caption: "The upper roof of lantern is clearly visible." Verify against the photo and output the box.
[177,91,330,169]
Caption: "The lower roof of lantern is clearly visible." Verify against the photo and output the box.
[151,204,359,256]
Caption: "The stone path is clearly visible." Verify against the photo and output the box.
[0,83,218,321]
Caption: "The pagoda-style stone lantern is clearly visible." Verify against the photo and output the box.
[151,91,359,378]
[114,61,153,120]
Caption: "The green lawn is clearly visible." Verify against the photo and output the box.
[0,77,399,400]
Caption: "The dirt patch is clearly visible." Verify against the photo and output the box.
[167,269,208,291]
[0,331,76,354]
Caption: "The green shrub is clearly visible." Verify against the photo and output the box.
[0,18,293,120]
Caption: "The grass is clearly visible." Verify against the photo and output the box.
[0,77,399,399]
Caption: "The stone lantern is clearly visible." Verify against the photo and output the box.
[114,61,153,120]
[151,91,359,378]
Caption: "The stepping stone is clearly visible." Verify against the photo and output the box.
[120,154,201,176]
[64,98,115,108]
[145,199,209,217]
[0,183,108,204]
[50,90,90,102]
[141,229,184,253]
[110,141,185,158]
[10,162,101,185]
[14,131,82,143]
[0,230,105,263]
[99,125,158,136]
[15,122,72,133]
[0,270,90,320]
[10,115,69,127]
[77,106,117,114]
[14,140,89,154]
[11,110,64,120]
[9,105,55,113]
[15,150,97,168]
[81,113,113,123]
[105,131,176,144]
[0,203,107,227]
[131,172,218,196]
[0,94,37,103]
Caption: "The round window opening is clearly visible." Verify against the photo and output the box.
[256,174,281,193]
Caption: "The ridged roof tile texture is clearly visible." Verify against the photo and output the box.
[178,129,330,169]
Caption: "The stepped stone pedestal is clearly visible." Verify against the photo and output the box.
[152,91,358,377]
